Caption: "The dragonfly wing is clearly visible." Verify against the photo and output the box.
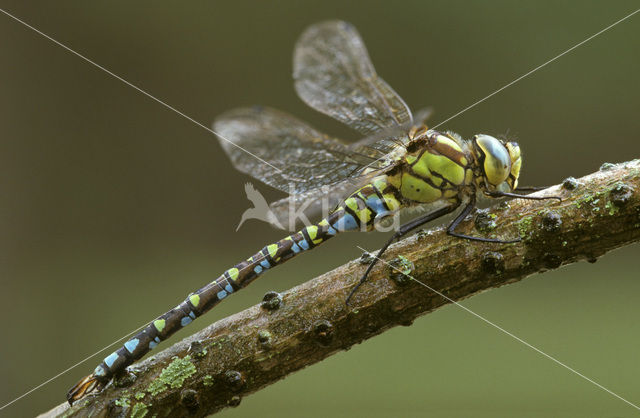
[214,106,377,194]
[294,20,413,136]
[409,107,434,128]
[349,107,434,155]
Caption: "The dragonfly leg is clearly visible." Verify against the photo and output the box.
[486,190,562,202]
[346,204,458,305]
[447,195,521,244]
[515,186,548,192]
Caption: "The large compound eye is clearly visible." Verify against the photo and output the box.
[474,134,511,186]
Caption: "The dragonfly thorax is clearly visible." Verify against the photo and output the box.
[393,130,475,205]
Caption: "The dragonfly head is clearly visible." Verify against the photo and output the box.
[472,134,521,193]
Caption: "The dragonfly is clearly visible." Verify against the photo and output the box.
[67,20,559,404]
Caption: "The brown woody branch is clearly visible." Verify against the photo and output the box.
[42,160,640,418]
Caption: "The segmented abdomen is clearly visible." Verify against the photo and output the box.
[67,176,401,404]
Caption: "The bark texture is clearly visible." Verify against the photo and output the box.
[42,160,640,418]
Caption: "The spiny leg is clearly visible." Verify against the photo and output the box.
[486,190,562,201]
[346,204,458,305]
[347,189,561,305]
[449,190,561,242]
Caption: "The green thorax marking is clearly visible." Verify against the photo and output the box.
[399,131,473,204]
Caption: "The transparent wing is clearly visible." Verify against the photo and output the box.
[346,107,433,160]
[214,106,383,195]
[294,20,413,136]
[352,107,432,147]
[267,110,436,229]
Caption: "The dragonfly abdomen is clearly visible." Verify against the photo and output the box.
[67,186,397,404]
[330,176,403,232]
[67,225,336,403]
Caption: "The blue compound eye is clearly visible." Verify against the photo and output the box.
[475,134,511,186]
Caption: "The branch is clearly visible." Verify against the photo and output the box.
[42,160,640,418]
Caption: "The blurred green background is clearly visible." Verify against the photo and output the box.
[1,1,639,417]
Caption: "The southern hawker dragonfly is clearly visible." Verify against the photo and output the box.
[68,20,558,404]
